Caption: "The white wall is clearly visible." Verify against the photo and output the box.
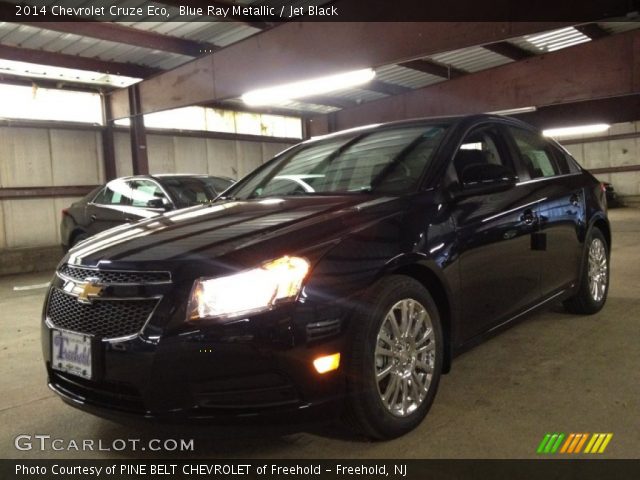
[1,127,294,249]
[561,121,640,196]
[114,133,292,179]
[0,126,104,249]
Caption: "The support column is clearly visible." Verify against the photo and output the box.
[128,84,148,175]
[100,93,117,181]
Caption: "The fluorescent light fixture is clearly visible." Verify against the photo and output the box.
[543,124,610,138]
[460,142,483,150]
[242,68,376,106]
[489,106,537,115]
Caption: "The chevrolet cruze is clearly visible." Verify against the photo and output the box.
[60,174,235,251]
[42,115,610,439]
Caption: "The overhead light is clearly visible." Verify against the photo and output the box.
[543,124,610,138]
[489,106,537,115]
[241,69,376,106]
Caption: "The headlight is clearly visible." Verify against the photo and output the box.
[187,256,310,320]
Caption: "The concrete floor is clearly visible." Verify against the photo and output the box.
[1,208,639,459]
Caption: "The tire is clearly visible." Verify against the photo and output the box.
[344,275,444,439]
[563,228,609,314]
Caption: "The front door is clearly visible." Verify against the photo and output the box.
[84,179,130,236]
[449,124,542,341]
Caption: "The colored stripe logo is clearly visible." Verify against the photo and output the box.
[537,433,613,454]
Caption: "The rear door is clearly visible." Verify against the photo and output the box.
[450,123,542,340]
[503,126,584,295]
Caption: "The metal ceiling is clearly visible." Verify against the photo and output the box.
[0,14,638,115]
[428,46,513,73]
[509,26,592,53]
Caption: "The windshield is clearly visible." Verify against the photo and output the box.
[228,124,448,199]
[160,177,231,208]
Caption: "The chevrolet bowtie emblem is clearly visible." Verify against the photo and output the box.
[77,278,103,304]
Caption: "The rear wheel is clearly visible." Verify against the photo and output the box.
[563,228,609,314]
[344,275,443,439]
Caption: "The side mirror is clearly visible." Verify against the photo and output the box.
[146,198,172,210]
[457,164,517,197]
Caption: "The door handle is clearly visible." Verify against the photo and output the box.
[520,209,536,225]
[90,214,97,222]
[125,217,134,222]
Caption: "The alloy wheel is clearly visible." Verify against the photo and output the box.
[374,298,436,417]
[588,237,608,302]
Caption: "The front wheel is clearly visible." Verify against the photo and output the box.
[344,275,443,439]
[563,228,610,314]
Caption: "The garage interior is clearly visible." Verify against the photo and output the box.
[0,0,639,459]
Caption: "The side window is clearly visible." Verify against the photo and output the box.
[208,178,234,194]
[551,144,581,174]
[507,127,560,179]
[93,180,130,205]
[452,127,509,181]
[128,180,167,207]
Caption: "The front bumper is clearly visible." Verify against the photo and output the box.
[42,273,349,425]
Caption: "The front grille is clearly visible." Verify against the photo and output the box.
[58,264,171,285]
[47,288,158,339]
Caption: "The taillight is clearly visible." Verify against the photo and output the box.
[600,183,607,193]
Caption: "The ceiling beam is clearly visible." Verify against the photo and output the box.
[204,100,319,118]
[575,23,611,40]
[0,44,159,78]
[514,94,640,129]
[110,21,575,119]
[483,41,534,60]
[364,79,412,96]
[303,95,358,109]
[0,72,112,92]
[18,21,218,57]
[399,59,465,78]
[308,29,640,135]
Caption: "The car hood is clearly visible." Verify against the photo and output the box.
[65,195,404,275]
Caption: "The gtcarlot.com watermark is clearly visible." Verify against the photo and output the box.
[14,434,195,452]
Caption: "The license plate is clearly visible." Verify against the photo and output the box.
[51,330,92,379]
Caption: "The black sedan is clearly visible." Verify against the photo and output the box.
[60,174,234,250]
[43,115,610,439]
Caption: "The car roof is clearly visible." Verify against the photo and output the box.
[306,113,538,144]
[114,174,234,182]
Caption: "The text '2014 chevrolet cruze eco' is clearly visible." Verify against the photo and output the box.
[43,115,610,439]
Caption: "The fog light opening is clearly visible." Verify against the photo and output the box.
[313,353,340,374]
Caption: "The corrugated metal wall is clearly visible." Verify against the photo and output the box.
[0,127,292,249]
[562,121,640,197]
[0,127,104,249]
